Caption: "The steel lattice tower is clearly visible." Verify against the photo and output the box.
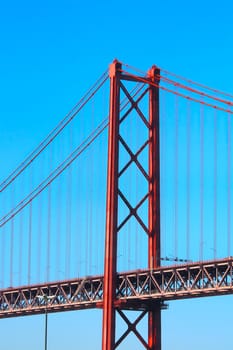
[102,60,162,350]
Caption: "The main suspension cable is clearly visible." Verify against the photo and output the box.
[0,119,108,228]
[121,62,233,100]
[0,71,109,193]
[0,82,146,228]
[119,70,233,115]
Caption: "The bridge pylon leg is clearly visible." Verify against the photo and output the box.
[102,60,161,350]
[102,59,121,350]
[148,308,161,350]
[148,65,161,350]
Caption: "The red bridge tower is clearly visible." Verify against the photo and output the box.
[102,60,162,350]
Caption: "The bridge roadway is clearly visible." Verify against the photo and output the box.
[1,257,233,318]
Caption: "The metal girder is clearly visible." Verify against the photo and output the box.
[0,276,104,318]
[116,257,233,304]
[0,257,233,318]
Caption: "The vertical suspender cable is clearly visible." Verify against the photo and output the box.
[200,104,204,260]
[95,129,100,273]
[227,113,231,256]
[19,209,23,285]
[10,218,14,287]
[66,128,72,278]
[76,157,81,277]
[37,154,44,283]
[18,175,25,286]
[85,135,89,276]
[10,185,15,286]
[70,126,73,277]
[47,185,51,281]
[66,166,71,278]
[57,137,64,280]
[78,118,84,277]
[161,91,166,263]
[47,144,53,281]
[56,174,61,280]
[0,190,5,287]
[28,201,32,284]
[214,110,217,259]
[28,166,33,284]
[1,224,5,288]
[37,192,42,282]
[186,101,191,260]
[135,108,140,268]
[89,99,94,274]
[174,95,179,258]
[86,172,89,275]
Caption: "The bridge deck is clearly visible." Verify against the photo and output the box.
[0,257,233,318]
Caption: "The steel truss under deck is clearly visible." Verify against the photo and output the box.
[1,257,233,318]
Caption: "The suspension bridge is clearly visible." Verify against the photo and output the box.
[0,60,233,349]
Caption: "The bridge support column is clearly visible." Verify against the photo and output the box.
[148,308,161,350]
[102,60,161,350]
[148,66,161,350]
[102,60,121,350]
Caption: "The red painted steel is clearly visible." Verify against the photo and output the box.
[148,66,161,350]
[102,61,162,350]
[102,60,121,350]
[1,257,233,319]
[2,60,233,349]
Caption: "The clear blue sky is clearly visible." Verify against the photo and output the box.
[1,0,233,349]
